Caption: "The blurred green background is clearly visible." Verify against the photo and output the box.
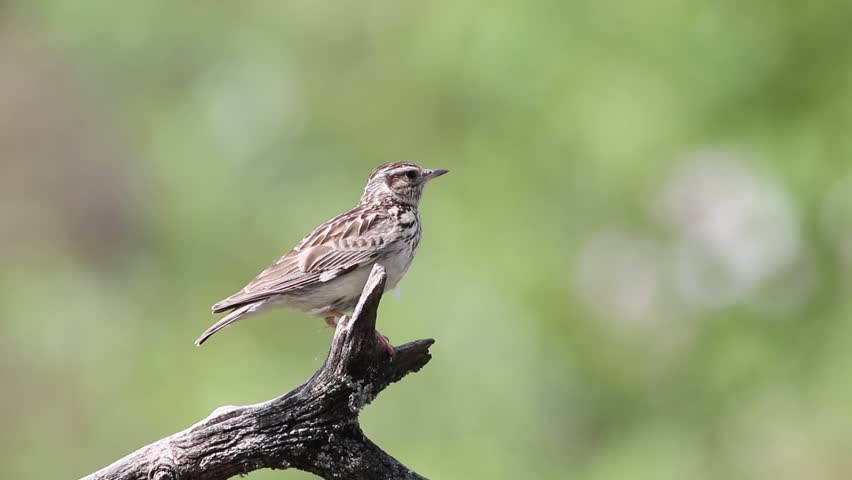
[2,1,852,479]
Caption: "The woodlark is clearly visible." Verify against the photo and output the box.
[195,162,448,353]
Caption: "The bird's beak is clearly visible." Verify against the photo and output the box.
[423,168,449,182]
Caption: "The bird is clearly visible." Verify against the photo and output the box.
[194,161,448,354]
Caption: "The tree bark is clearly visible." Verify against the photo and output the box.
[81,264,432,480]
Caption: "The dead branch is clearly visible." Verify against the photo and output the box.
[81,264,432,480]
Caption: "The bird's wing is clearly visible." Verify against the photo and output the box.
[212,206,396,313]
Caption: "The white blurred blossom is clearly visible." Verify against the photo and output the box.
[656,151,801,308]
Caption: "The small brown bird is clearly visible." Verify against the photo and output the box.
[195,162,448,353]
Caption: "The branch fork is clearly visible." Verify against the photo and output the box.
[82,264,433,480]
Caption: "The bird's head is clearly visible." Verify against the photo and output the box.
[361,162,448,206]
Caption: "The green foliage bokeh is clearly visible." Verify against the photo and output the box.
[2,1,852,479]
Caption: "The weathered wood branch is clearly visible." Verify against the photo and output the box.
[81,264,433,480]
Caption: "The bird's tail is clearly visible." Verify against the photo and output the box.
[194,303,257,346]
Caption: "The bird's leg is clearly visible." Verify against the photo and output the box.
[324,310,346,328]
[375,329,395,357]
[324,310,393,356]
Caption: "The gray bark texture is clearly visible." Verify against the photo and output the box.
[81,264,432,480]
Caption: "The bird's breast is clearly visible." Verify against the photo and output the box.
[381,232,419,291]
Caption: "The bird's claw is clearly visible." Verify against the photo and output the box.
[375,330,395,357]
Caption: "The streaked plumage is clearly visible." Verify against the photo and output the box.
[194,162,447,348]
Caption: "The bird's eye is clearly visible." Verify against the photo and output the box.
[405,170,418,180]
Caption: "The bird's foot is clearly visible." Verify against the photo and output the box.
[375,330,395,357]
[324,310,347,328]
[325,312,392,356]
